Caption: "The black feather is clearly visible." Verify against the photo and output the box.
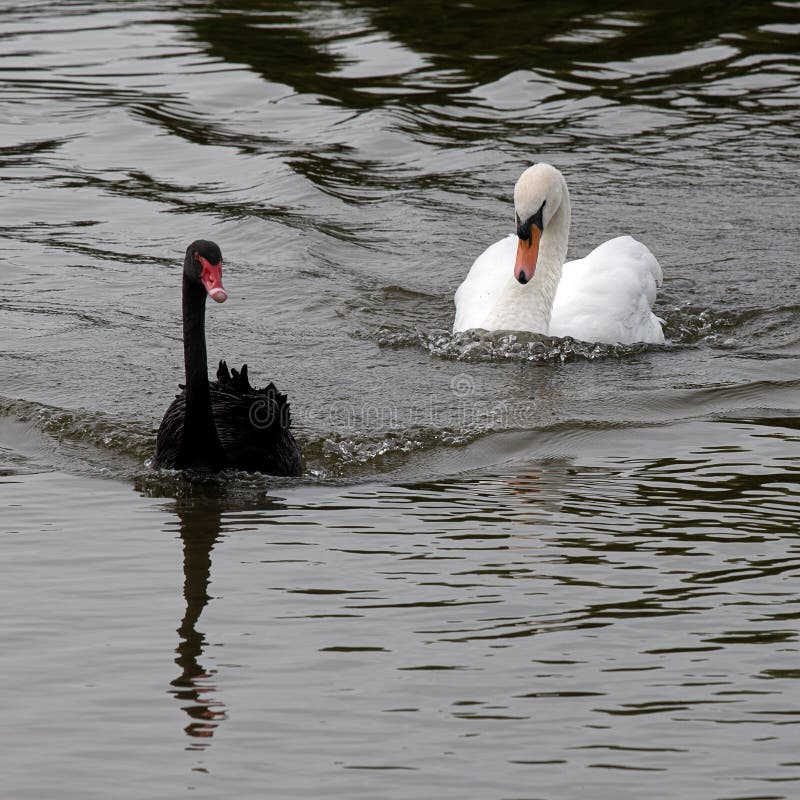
[153,240,302,476]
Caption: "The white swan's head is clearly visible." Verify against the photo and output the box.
[513,163,567,284]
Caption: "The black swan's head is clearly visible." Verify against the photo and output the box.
[184,240,227,303]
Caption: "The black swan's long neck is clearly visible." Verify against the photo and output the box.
[179,276,225,471]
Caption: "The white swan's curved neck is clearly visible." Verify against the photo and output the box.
[540,189,571,284]
[484,187,571,334]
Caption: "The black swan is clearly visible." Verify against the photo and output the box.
[153,240,302,476]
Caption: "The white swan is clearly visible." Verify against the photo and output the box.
[453,163,665,345]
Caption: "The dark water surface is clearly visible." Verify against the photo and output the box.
[1,1,799,798]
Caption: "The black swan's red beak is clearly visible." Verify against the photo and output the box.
[198,256,227,303]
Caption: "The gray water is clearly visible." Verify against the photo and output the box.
[1,1,799,798]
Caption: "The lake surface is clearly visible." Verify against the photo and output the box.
[1,1,799,798]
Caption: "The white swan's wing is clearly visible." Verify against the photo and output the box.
[453,234,518,332]
[550,235,665,344]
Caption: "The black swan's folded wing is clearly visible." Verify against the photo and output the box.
[211,361,302,476]
[153,389,186,469]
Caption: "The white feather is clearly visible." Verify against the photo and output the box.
[453,165,665,345]
[550,236,664,345]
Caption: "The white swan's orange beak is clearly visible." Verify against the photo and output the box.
[514,227,541,285]
[199,256,228,303]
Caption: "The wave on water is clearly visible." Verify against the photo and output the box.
[3,297,797,487]
[373,326,653,362]
[306,424,484,477]
[0,397,154,465]
[361,301,799,362]
[0,396,487,487]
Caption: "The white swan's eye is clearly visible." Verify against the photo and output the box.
[516,200,546,243]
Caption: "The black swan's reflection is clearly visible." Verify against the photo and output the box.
[145,485,287,748]
[169,497,226,745]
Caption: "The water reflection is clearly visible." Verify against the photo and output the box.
[189,0,800,110]
[168,496,227,746]
[141,485,285,747]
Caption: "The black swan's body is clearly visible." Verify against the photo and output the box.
[153,240,302,476]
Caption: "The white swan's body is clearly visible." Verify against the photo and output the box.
[453,164,665,345]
